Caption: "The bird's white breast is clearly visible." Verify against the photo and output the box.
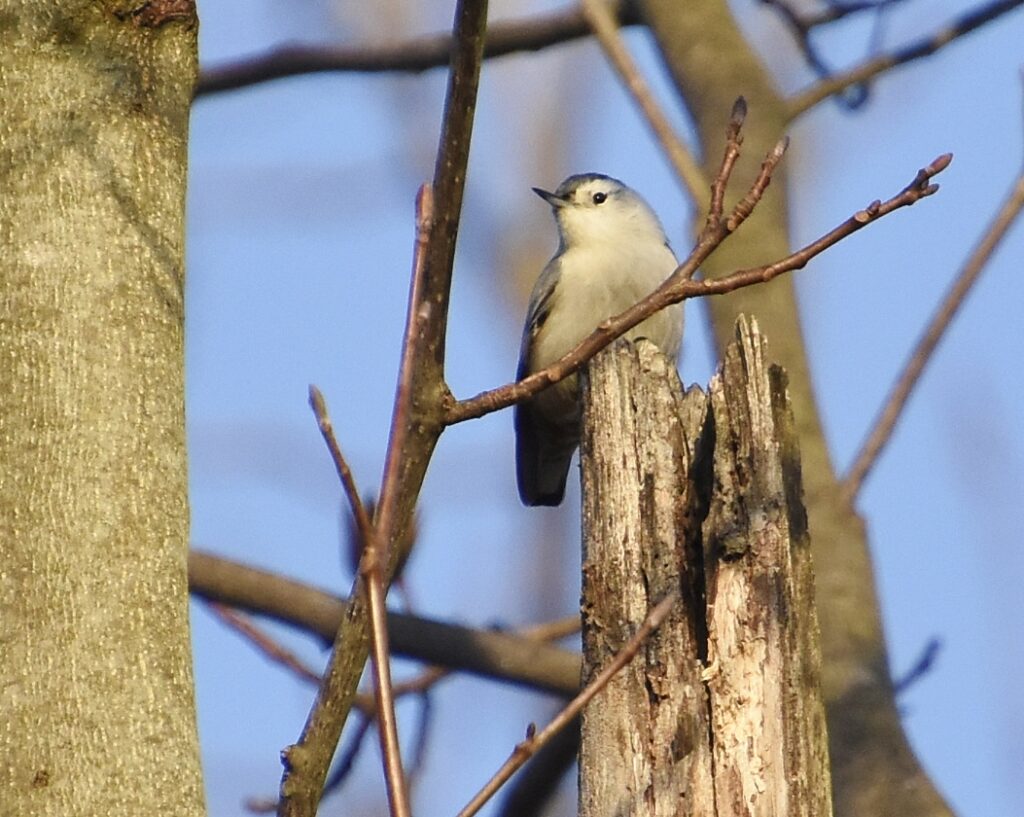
[531,238,682,373]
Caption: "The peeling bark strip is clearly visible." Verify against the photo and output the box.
[579,319,831,817]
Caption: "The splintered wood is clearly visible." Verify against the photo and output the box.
[579,318,832,817]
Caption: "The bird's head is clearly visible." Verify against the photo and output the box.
[533,174,668,250]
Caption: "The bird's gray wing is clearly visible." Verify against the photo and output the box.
[515,259,575,506]
[518,258,562,369]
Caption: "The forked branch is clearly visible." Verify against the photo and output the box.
[276,2,486,814]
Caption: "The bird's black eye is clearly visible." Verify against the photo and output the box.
[592,191,607,205]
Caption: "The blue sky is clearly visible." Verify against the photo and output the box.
[188,2,1024,814]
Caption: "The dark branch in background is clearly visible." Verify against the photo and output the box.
[840,168,1024,504]
[193,0,1023,123]
[194,2,638,98]
[787,0,1024,118]
[893,638,942,696]
[445,147,951,425]
[761,0,910,109]
[328,672,444,807]
[790,0,905,28]
[327,668,447,808]
[188,550,580,694]
[320,717,375,806]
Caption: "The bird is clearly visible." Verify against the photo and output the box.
[515,173,684,506]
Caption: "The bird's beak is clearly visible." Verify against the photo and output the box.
[532,187,568,208]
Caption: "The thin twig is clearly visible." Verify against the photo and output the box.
[724,135,790,232]
[494,719,580,817]
[445,142,950,425]
[454,591,679,817]
[705,97,747,235]
[195,2,639,98]
[579,0,706,205]
[206,602,322,685]
[363,554,410,817]
[787,0,1024,119]
[840,169,1024,504]
[308,386,372,542]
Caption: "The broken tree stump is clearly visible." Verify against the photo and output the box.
[579,317,832,817]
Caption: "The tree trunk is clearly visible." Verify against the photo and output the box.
[0,3,205,816]
[579,323,831,816]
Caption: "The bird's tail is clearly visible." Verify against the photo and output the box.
[515,402,578,507]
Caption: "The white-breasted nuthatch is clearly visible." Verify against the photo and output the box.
[515,173,684,506]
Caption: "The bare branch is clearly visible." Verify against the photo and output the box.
[787,0,1024,118]
[195,2,639,98]
[454,592,679,817]
[307,371,412,815]
[579,0,706,204]
[445,149,950,425]
[840,169,1024,504]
